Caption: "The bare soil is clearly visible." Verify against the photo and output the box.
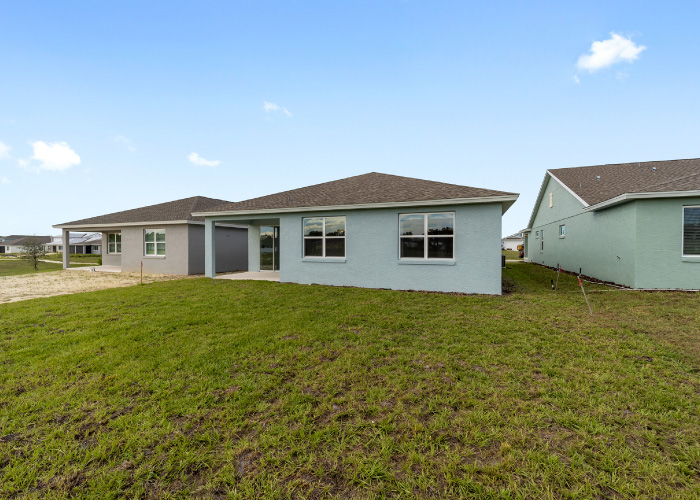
[0,270,188,304]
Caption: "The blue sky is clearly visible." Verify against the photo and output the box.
[1,1,698,237]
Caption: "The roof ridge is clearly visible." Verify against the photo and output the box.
[551,157,700,172]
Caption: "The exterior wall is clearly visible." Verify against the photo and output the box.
[188,225,248,274]
[119,225,190,274]
[102,233,122,267]
[247,225,261,272]
[228,204,504,294]
[634,197,700,289]
[529,175,700,289]
[528,176,637,287]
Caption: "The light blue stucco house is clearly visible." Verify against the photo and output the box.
[524,158,700,289]
[194,173,519,294]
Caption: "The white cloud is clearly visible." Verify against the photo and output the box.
[577,33,646,72]
[187,152,221,167]
[114,135,136,152]
[0,176,10,184]
[29,141,81,171]
[263,101,292,117]
[0,141,10,158]
[573,75,580,84]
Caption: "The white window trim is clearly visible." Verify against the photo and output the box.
[302,217,346,259]
[682,205,700,258]
[107,233,121,255]
[144,228,166,257]
[399,212,455,260]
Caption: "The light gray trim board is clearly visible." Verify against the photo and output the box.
[583,190,700,212]
[548,171,590,207]
[526,171,588,230]
[193,194,519,218]
[54,220,247,230]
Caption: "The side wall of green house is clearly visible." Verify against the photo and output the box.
[528,176,637,287]
[634,197,700,289]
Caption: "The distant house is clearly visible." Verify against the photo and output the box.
[501,232,524,250]
[524,158,700,289]
[0,235,52,254]
[45,232,103,254]
[53,197,248,275]
[194,172,518,294]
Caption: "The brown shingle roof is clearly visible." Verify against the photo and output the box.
[549,158,700,206]
[57,196,233,226]
[3,236,52,246]
[202,172,516,213]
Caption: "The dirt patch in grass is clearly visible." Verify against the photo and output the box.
[0,270,189,303]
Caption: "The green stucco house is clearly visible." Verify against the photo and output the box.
[524,158,700,289]
[195,172,518,295]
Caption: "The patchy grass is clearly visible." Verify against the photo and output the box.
[1,263,699,498]
[0,259,91,277]
[501,250,520,259]
[43,254,101,264]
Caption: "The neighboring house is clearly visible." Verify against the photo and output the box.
[523,158,700,289]
[501,232,524,250]
[0,235,52,254]
[45,232,103,254]
[194,172,518,295]
[53,196,248,275]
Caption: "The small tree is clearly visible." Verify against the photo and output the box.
[20,237,47,271]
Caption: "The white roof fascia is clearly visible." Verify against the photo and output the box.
[193,194,520,218]
[547,171,589,207]
[583,190,700,212]
[525,173,553,229]
[526,171,589,229]
[53,220,248,230]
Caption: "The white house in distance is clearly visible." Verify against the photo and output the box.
[501,232,524,250]
[45,232,103,254]
[0,235,52,254]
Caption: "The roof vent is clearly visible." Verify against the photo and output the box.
[596,176,601,181]
[652,167,657,172]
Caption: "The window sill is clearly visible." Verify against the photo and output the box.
[559,236,565,239]
[398,259,456,266]
[143,256,166,259]
[682,257,700,263]
[302,257,346,263]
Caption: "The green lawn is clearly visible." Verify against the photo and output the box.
[1,263,699,498]
[501,250,520,259]
[0,259,92,277]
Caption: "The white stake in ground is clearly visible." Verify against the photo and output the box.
[578,274,593,316]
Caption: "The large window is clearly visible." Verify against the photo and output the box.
[399,212,454,259]
[144,229,166,256]
[683,206,700,256]
[303,217,345,258]
[107,233,121,254]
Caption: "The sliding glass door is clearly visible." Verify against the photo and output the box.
[260,226,280,271]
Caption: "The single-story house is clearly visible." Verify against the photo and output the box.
[45,232,103,254]
[54,196,248,275]
[523,158,700,289]
[0,235,52,254]
[194,172,518,294]
[501,232,524,250]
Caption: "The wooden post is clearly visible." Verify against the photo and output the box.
[140,261,143,285]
